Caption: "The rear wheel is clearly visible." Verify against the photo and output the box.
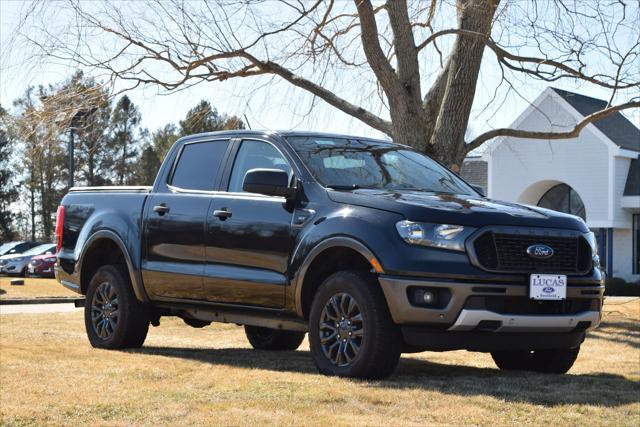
[308,270,401,379]
[84,264,150,349]
[491,347,580,374]
[244,326,305,351]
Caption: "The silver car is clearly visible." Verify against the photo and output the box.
[0,243,56,276]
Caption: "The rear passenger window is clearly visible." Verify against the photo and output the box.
[171,140,228,191]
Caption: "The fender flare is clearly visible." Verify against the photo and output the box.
[292,236,379,318]
[79,230,150,303]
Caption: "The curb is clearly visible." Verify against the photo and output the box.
[0,298,84,306]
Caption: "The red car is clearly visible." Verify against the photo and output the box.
[27,253,57,278]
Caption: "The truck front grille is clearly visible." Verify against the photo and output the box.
[470,230,592,274]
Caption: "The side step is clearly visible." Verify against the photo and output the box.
[154,302,308,332]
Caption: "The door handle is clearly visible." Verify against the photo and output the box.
[153,204,170,215]
[213,209,232,220]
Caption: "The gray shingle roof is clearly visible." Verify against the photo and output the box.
[624,158,640,196]
[551,87,640,152]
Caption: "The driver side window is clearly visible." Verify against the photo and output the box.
[228,140,292,193]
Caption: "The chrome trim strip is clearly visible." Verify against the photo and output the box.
[448,309,601,332]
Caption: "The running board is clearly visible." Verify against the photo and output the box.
[154,302,308,332]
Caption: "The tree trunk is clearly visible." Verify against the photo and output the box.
[429,0,499,168]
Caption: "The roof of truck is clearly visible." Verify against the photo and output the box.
[179,130,393,144]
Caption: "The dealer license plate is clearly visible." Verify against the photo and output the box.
[530,274,567,300]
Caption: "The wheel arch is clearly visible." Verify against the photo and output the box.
[78,231,149,302]
[293,236,382,319]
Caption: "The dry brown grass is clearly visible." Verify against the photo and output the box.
[0,300,638,426]
[0,277,77,299]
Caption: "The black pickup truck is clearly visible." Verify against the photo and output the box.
[55,130,603,378]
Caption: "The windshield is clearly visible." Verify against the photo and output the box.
[21,244,55,256]
[287,137,475,195]
[0,242,19,254]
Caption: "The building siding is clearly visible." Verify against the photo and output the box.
[613,228,639,282]
[460,159,488,191]
[488,94,610,226]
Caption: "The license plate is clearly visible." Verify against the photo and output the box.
[530,274,567,300]
[28,266,35,274]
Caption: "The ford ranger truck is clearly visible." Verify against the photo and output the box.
[55,131,603,379]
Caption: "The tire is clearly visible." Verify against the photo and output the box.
[244,326,306,351]
[308,270,401,379]
[84,264,150,349]
[491,347,580,374]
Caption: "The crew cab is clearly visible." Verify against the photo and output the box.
[55,131,604,378]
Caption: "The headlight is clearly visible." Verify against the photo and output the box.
[395,221,476,252]
[45,257,56,263]
[11,257,24,263]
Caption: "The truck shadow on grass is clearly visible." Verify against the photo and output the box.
[131,346,639,407]
[588,320,640,350]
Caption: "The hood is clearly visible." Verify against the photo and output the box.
[0,253,33,261]
[326,189,588,231]
[30,253,57,261]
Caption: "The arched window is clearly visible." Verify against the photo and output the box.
[537,184,586,220]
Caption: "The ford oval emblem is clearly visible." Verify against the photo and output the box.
[542,286,555,293]
[527,244,554,259]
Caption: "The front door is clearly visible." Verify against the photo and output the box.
[143,138,230,300]
[204,139,295,307]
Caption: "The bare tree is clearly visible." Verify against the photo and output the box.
[10,0,640,167]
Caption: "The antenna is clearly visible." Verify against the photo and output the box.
[243,113,252,129]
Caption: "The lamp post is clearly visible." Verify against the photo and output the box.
[64,108,97,189]
[68,126,76,188]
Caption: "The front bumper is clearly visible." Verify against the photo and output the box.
[0,262,26,275]
[378,275,604,330]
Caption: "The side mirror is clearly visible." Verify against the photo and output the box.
[471,185,485,197]
[243,168,296,199]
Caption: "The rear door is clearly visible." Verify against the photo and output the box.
[203,138,295,307]
[142,138,231,300]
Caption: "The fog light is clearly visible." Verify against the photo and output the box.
[408,286,451,309]
[422,291,436,304]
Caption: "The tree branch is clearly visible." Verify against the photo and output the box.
[466,100,640,152]
[385,0,422,102]
[418,28,640,91]
[353,0,401,97]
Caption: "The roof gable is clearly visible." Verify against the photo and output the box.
[551,88,640,152]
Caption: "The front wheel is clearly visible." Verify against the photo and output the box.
[308,270,401,379]
[244,326,306,351]
[84,264,150,349]
[491,347,580,374]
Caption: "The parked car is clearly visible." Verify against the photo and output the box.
[56,131,603,379]
[27,253,57,278]
[0,241,41,257]
[0,243,56,276]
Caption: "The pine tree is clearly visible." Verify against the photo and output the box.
[0,105,18,240]
[109,95,141,185]
[179,100,244,136]
[135,143,161,186]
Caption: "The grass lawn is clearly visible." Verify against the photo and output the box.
[0,300,638,426]
[0,277,77,299]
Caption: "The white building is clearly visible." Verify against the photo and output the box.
[465,87,639,282]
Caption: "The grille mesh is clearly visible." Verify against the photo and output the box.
[472,231,591,274]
